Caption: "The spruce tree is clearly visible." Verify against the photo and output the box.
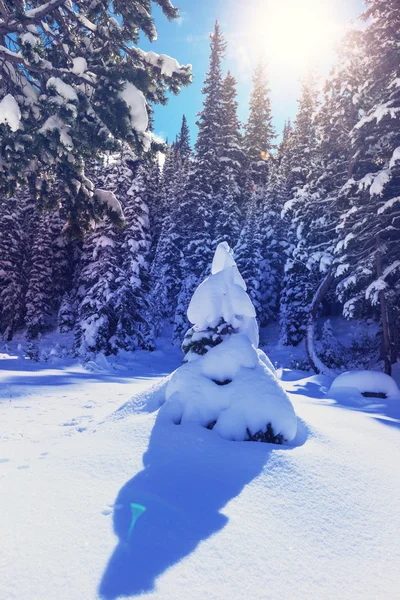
[173,22,226,343]
[149,135,190,338]
[213,71,244,247]
[279,74,319,345]
[177,114,191,158]
[0,1,191,235]
[115,162,153,351]
[73,155,127,354]
[25,210,55,338]
[334,0,400,372]
[0,192,26,340]
[234,196,264,319]
[244,61,276,188]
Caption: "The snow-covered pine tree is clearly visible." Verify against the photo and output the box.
[176,114,191,159]
[285,73,319,195]
[0,192,26,340]
[279,73,319,346]
[173,22,226,343]
[58,292,76,334]
[194,20,226,197]
[149,118,192,338]
[234,196,264,320]
[0,1,191,236]
[334,0,400,373]
[161,242,298,445]
[256,160,287,326]
[25,209,55,338]
[294,30,366,371]
[74,218,123,355]
[243,61,276,189]
[235,61,280,325]
[73,154,128,354]
[213,71,244,248]
[153,143,177,243]
[114,161,154,351]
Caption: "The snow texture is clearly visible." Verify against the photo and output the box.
[38,115,73,149]
[94,189,124,220]
[47,77,78,102]
[119,82,148,134]
[161,334,297,442]
[141,50,191,77]
[0,94,21,131]
[187,242,258,347]
[1,335,400,600]
[330,370,400,399]
[71,57,88,76]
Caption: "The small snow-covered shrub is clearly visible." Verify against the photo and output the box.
[159,242,298,444]
[25,340,39,361]
[289,356,312,372]
[329,370,400,400]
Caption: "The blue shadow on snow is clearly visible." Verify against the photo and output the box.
[99,414,305,599]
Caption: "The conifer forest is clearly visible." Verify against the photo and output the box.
[1,3,400,599]
[0,1,399,377]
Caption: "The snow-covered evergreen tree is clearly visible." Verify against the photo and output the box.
[213,71,244,247]
[58,292,76,334]
[173,22,226,343]
[334,0,400,373]
[161,242,298,444]
[74,217,124,355]
[279,74,319,345]
[0,192,26,340]
[176,114,191,158]
[234,196,264,320]
[243,61,276,188]
[25,210,55,338]
[149,120,191,338]
[0,1,191,235]
[115,162,153,351]
[73,155,128,354]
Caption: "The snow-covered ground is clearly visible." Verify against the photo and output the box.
[1,337,400,600]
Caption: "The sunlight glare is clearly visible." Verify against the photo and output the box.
[247,0,342,73]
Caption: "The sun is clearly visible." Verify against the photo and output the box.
[242,0,343,73]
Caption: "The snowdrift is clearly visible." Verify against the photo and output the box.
[329,370,400,399]
[159,334,297,442]
[119,242,298,444]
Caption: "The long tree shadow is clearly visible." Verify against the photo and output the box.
[99,416,306,599]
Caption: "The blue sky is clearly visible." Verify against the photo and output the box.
[142,0,365,145]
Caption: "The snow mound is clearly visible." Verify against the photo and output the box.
[0,94,21,131]
[159,334,297,443]
[329,370,400,399]
[111,374,174,419]
[85,353,113,373]
[187,242,258,348]
[71,57,87,76]
[119,82,148,134]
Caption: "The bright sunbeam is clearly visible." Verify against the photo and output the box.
[239,0,344,74]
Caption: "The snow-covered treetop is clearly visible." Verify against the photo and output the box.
[187,242,259,347]
[0,0,192,236]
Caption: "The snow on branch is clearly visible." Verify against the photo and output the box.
[94,189,124,220]
[0,94,21,131]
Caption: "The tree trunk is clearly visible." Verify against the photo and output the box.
[375,234,392,376]
[305,269,336,377]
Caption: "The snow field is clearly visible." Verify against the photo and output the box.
[1,351,400,600]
